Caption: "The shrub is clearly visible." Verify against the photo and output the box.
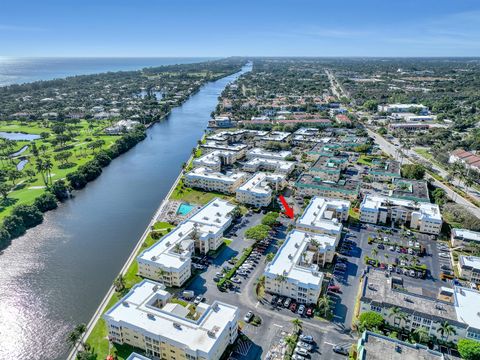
[3,215,26,239]
[34,192,58,212]
[245,224,271,241]
[51,180,70,201]
[12,204,43,228]
[67,171,88,190]
[458,339,480,360]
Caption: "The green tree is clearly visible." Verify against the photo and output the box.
[291,318,303,333]
[458,339,480,360]
[261,212,280,227]
[12,204,43,228]
[413,326,430,344]
[245,224,271,241]
[437,321,456,342]
[34,192,58,212]
[401,164,425,180]
[357,311,385,332]
[0,182,11,200]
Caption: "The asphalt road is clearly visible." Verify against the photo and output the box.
[367,128,480,219]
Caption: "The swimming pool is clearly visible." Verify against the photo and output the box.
[177,203,195,216]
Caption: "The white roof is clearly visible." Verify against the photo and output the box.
[193,150,235,168]
[454,286,480,330]
[361,195,442,222]
[126,353,151,360]
[259,131,291,141]
[244,158,295,173]
[459,255,480,270]
[297,197,350,235]
[452,228,480,243]
[294,128,320,136]
[237,172,285,195]
[265,230,332,288]
[138,198,235,269]
[202,141,247,152]
[246,147,292,160]
[186,167,246,184]
[105,280,238,355]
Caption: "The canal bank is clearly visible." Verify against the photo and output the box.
[0,64,250,360]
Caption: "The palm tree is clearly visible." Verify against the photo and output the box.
[156,269,166,284]
[113,275,125,292]
[318,295,331,318]
[291,318,303,333]
[173,243,183,254]
[66,323,86,349]
[414,326,430,344]
[371,248,378,259]
[437,321,456,342]
[43,158,53,185]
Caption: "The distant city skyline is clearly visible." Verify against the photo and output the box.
[1,0,480,57]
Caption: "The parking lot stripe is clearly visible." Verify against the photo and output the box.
[273,323,283,328]
[255,301,260,308]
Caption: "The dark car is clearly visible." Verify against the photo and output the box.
[333,345,349,355]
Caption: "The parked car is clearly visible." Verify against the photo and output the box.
[333,345,349,355]
[284,298,292,308]
[292,355,306,360]
[231,277,241,284]
[244,311,254,322]
[271,295,278,305]
[294,347,309,356]
[377,243,384,250]
[290,302,297,312]
[297,341,313,351]
[328,285,341,293]
[299,334,314,343]
[277,297,285,307]
[193,295,204,305]
[306,307,313,317]
[298,304,306,316]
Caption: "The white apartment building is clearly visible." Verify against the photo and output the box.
[264,230,337,304]
[246,147,292,160]
[127,353,152,360]
[458,256,480,284]
[360,195,442,235]
[184,167,247,194]
[296,196,350,240]
[451,228,480,247]
[193,150,237,171]
[243,157,295,175]
[256,131,291,147]
[137,198,235,287]
[200,141,247,158]
[235,172,286,208]
[105,280,239,360]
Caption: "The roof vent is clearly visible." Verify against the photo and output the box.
[151,256,157,261]
[173,322,182,330]
[122,301,129,307]
[147,314,155,320]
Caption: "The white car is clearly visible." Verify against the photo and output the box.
[294,347,309,356]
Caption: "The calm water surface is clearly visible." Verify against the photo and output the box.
[0,64,250,360]
[0,57,214,86]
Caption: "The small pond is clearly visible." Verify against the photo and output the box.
[0,132,41,141]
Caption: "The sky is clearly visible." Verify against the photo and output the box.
[1,0,480,57]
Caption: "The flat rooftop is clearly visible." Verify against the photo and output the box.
[452,228,480,243]
[296,174,360,194]
[105,280,238,355]
[453,286,480,329]
[362,270,458,323]
[389,178,430,202]
[201,141,247,152]
[138,198,235,269]
[186,167,246,183]
[358,331,444,360]
[297,196,350,234]
[246,147,292,160]
[237,172,285,195]
[459,255,480,270]
[244,157,295,173]
[258,131,291,142]
[265,230,330,288]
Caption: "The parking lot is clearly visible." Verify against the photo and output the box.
[177,211,354,359]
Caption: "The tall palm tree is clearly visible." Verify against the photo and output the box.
[44,157,53,185]
[291,319,303,333]
[437,321,456,342]
[318,295,331,318]
[414,326,430,344]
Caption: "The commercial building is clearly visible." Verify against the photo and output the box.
[378,104,428,114]
[388,123,430,132]
[193,150,237,171]
[458,256,480,284]
[449,149,480,172]
[236,172,286,208]
[296,196,350,240]
[356,331,444,360]
[295,174,360,201]
[137,198,235,286]
[105,280,239,360]
[359,270,480,343]
[265,230,334,304]
[184,167,247,194]
[359,195,442,235]
[451,228,480,247]
[243,157,295,175]
[246,147,292,160]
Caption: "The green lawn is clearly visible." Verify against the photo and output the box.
[357,155,375,166]
[170,180,234,205]
[0,119,121,220]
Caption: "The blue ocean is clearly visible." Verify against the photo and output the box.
[0,57,215,86]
